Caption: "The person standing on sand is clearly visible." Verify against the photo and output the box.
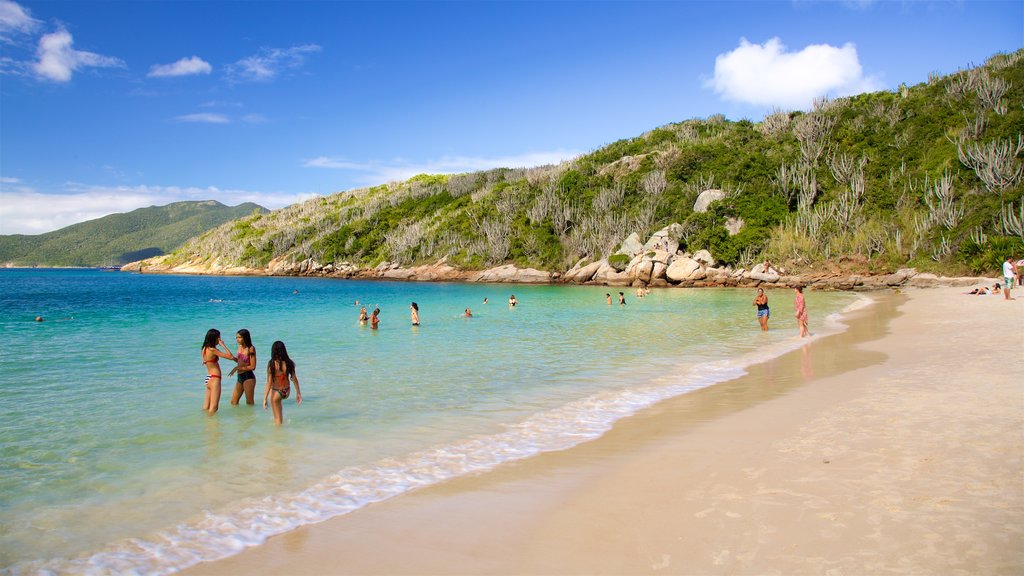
[1003,257,1017,300]
[370,307,380,329]
[794,286,809,337]
[201,329,236,415]
[228,329,257,406]
[264,340,302,426]
[754,287,770,331]
[410,302,420,325]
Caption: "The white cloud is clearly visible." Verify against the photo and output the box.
[175,112,230,124]
[0,0,39,42]
[302,150,582,187]
[33,27,124,82]
[148,55,212,78]
[706,37,883,110]
[227,44,321,82]
[242,113,268,124]
[0,182,307,234]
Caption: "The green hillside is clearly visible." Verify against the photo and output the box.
[173,50,1023,277]
[0,200,268,267]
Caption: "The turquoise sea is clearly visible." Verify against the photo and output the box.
[0,269,866,574]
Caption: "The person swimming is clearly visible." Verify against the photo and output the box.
[201,328,236,415]
[465,308,473,317]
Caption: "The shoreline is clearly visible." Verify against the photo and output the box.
[184,287,1024,574]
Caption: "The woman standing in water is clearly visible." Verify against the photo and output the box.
[201,329,236,415]
[264,340,302,425]
[794,286,809,337]
[410,302,420,326]
[370,307,380,329]
[229,329,257,405]
[753,288,770,331]
[358,306,368,324]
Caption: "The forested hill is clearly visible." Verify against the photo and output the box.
[175,49,1023,277]
[0,200,268,267]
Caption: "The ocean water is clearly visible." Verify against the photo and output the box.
[0,269,866,574]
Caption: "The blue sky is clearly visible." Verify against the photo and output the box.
[0,0,1021,234]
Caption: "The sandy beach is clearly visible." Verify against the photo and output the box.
[186,286,1024,575]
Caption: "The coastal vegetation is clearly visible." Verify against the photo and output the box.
[0,201,267,267]
[173,50,1024,277]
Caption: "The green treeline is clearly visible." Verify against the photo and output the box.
[176,50,1024,276]
[0,201,268,267]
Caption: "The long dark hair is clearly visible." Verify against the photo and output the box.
[236,328,253,349]
[268,340,295,377]
[203,328,220,350]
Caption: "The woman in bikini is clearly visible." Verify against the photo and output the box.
[201,329,236,415]
[370,307,380,329]
[264,340,302,425]
[410,302,420,326]
[228,328,257,406]
[358,306,369,324]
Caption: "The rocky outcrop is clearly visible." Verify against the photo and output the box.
[122,244,998,293]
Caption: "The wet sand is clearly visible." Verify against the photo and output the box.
[186,286,1024,575]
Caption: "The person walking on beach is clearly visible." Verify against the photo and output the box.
[370,307,380,329]
[794,286,809,337]
[358,306,368,324]
[201,329,236,415]
[228,329,257,406]
[410,302,420,325]
[754,287,770,331]
[264,340,302,426]
[1003,257,1018,300]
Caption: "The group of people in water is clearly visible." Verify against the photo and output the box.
[201,328,301,425]
[201,286,815,425]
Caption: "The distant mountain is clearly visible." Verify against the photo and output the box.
[0,200,268,267]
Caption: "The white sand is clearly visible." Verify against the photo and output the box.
[185,286,1024,575]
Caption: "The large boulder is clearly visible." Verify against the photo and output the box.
[643,225,681,254]
[692,249,715,266]
[693,189,726,213]
[476,264,553,283]
[592,262,632,286]
[666,257,701,282]
[566,260,604,283]
[617,232,644,257]
[630,260,655,284]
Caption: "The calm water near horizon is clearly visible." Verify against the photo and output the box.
[0,269,865,574]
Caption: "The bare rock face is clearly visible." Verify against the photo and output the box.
[476,264,553,284]
[666,257,701,282]
[693,189,726,213]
